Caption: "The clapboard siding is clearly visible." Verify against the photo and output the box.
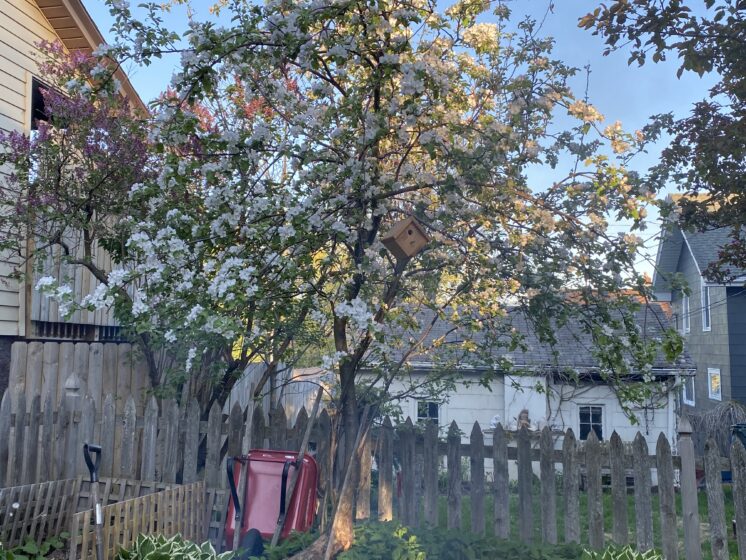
[0,0,57,337]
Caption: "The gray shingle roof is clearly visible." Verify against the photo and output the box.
[383,302,694,375]
[683,228,746,280]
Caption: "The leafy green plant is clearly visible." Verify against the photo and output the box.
[115,534,233,560]
[582,546,664,560]
[1,532,69,560]
[258,531,317,560]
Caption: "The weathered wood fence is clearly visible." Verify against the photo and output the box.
[364,418,746,560]
[69,481,206,560]
[0,379,333,492]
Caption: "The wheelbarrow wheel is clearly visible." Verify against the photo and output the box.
[236,528,264,560]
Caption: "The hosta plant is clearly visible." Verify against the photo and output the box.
[115,534,233,560]
[582,546,664,560]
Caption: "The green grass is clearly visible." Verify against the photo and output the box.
[414,482,737,560]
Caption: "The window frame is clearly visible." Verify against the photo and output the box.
[416,400,439,426]
[682,294,690,334]
[578,404,604,441]
[701,286,711,332]
[708,368,722,401]
[682,375,695,406]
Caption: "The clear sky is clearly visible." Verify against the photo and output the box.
[81,0,715,275]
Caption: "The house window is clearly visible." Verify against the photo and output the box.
[30,77,49,129]
[682,295,690,333]
[417,401,439,425]
[702,286,711,331]
[708,368,722,401]
[682,376,695,406]
[579,405,603,441]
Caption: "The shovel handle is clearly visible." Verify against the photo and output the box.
[84,443,102,483]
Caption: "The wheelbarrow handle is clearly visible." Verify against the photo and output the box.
[84,443,102,483]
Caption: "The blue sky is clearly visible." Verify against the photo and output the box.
[82,0,715,274]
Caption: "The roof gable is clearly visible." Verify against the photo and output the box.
[33,0,145,112]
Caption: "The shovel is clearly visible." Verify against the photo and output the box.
[83,443,104,560]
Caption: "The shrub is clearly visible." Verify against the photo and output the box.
[1,533,68,560]
[582,546,664,560]
[115,534,233,560]
[339,521,586,560]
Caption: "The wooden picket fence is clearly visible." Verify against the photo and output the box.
[0,478,80,547]
[69,481,206,560]
[0,379,333,492]
[363,418,746,560]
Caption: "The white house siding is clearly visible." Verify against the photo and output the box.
[0,0,59,337]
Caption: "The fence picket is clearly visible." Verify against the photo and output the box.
[470,422,485,535]
[447,420,461,530]
[252,404,266,450]
[0,390,11,485]
[493,423,509,539]
[423,420,438,526]
[205,401,222,488]
[587,429,604,550]
[40,393,53,481]
[292,407,308,452]
[162,400,180,483]
[120,397,137,479]
[355,427,372,521]
[228,402,243,458]
[539,426,556,544]
[100,395,116,478]
[563,428,580,544]
[79,395,96,475]
[13,390,26,485]
[517,425,532,543]
[182,399,200,484]
[704,438,728,560]
[731,439,746,559]
[270,404,287,450]
[633,432,653,552]
[678,419,702,560]
[140,397,158,482]
[609,431,628,546]
[378,416,393,522]
[400,418,416,526]
[656,433,678,560]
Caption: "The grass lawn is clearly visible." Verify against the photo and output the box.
[421,483,737,560]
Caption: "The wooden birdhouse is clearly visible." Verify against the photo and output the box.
[381,216,430,261]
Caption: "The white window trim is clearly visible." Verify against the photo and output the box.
[682,295,690,334]
[708,368,722,401]
[682,376,695,406]
[578,404,605,441]
[701,286,711,332]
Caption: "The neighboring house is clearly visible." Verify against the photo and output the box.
[0,0,145,391]
[364,303,694,452]
[653,207,746,413]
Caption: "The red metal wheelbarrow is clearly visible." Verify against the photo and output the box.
[224,449,319,550]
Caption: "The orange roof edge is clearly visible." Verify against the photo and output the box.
[36,0,147,113]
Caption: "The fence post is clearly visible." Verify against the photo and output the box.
[539,426,557,544]
[470,422,485,535]
[423,420,438,526]
[517,425,532,543]
[447,420,461,530]
[678,418,702,560]
[378,416,393,522]
[563,428,580,544]
[355,425,372,521]
[704,438,728,560]
[609,431,628,546]
[656,433,678,560]
[0,389,10,486]
[633,432,653,552]
[493,423,509,539]
[731,439,746,559]
[587,429,604,549]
